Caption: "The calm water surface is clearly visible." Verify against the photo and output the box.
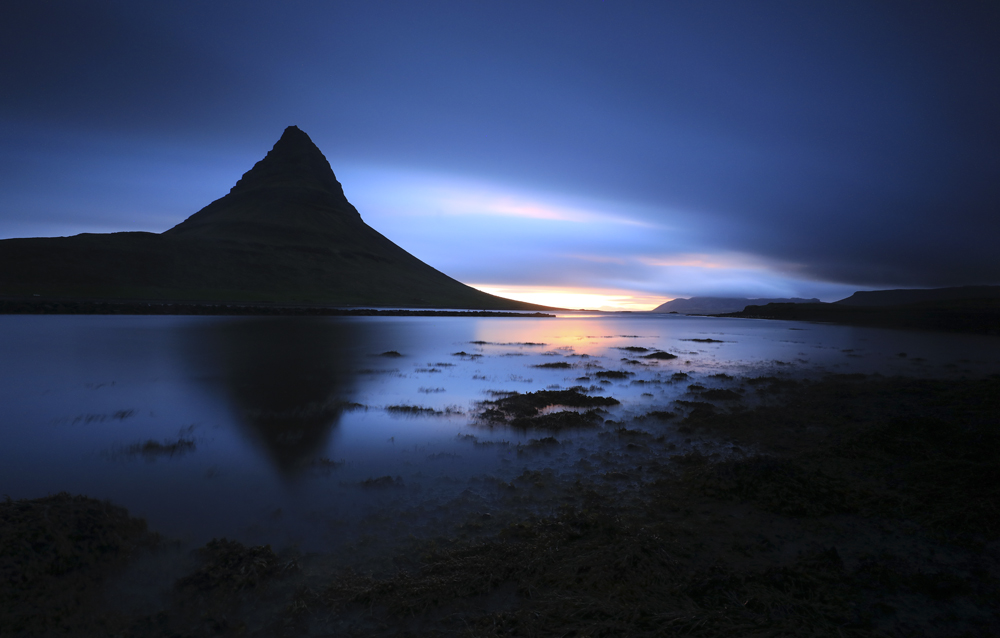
[2,312,998,554]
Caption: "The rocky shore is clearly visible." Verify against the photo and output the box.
[4,372,999,637]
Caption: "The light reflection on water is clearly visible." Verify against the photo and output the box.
[1,313,998,553]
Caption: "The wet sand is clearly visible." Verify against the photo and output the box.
[4,372,1000,637]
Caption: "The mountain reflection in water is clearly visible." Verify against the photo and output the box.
[184,318,367,475]
[4,313,1000,552]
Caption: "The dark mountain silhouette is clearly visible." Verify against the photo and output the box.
[651,296,819,315]
[723,285,1000,335]
[0,126,547,309]
[165,126,363,245]
[834,285,1000,307]
[182,317,367,476]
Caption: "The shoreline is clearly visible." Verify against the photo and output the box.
[718,299,1000,336]
[0,298,555,317]
[5,371,999,636]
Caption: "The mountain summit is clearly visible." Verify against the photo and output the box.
[166,126,361,243]
[0,127,545,309]
[230,126,353,199]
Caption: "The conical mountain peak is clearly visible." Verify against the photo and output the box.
[164,126,360,240]
[0,126,548,309]
[229,126,348,199]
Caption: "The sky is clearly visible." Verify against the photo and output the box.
[2,1,998,310]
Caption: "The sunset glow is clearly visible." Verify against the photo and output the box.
[638,252,776,271]
[471,284,667,312]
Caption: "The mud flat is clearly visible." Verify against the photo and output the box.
[4,373,1000,637]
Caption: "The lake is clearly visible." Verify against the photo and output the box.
[2,312,999,558]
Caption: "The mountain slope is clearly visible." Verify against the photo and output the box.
[0,127,546,310]
[651,296,820,314]
[834,285,1000,307]
[722,285,1000,335]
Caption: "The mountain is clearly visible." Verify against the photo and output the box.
[834,285,1000,307]
[651,296,820,315]
[722,285,1000,335]
[0,127,546,310]
[164,125,362,245]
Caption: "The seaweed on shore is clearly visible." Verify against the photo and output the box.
[510,409,605,431]
[594,370,633,379]
[531,361,572,369]
[685,455,861,517]
[385,404,442,415]
[312,374,1000,637]
[645,410,677,421]
[9,373,1000,637]
[692,387,744,401]
[0,494,157,636]
[477,388,619,421]
[642,351,678,360]
[175,538,287,593]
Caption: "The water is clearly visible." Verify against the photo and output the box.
[2,312,998,554]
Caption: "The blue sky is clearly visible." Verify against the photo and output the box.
[2,1,998,309]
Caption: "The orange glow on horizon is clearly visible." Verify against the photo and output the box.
[471,284,666,311]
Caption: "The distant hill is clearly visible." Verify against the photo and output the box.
[651,296,820,315]
[834,286,1000,307]
[0,126,547,310]
[723,285,1000,335]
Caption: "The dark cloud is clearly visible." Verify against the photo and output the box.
[1,0,998,295]
[0,1,260,136]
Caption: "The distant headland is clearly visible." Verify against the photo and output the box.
[651,297,820,315]
[0,126,551,312]
[720,286,1000,335]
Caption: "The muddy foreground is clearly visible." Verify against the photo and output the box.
[3,373,999,637]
